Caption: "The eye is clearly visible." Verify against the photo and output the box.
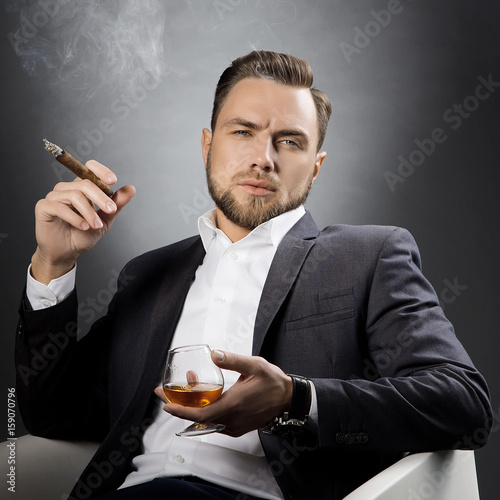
[280,139,300,148]
[233,130,251,136]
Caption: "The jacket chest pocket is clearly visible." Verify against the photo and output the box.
[285,287,355,332]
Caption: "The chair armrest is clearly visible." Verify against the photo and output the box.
[344,450,479,500]
[1,434,100,500]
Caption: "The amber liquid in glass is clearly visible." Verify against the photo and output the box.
[163,383,223,407]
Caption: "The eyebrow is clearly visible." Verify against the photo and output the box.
[222,118,311,146]
[222,118,261,130]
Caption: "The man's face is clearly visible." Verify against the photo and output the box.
[202,77,327,232]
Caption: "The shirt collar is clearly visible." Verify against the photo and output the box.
[198,206,306,252]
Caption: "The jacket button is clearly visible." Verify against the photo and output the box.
[335,432,345,444]
[360,432,369,443]
[344,433,355,445]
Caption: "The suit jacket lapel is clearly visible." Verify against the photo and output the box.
[139,237,206,397]
[253,212,319,355]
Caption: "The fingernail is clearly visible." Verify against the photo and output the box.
[213,349,225,362]
[81,221,90,230]
[106,201,116,212]
[94,217,103,229]
[107,174,117,184]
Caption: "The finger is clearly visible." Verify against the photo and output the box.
[46,189,105,230]
[186,370,199,388]
[163,402,216,422]
[109,184,136,213]
[97,185,136,228]
[85,159,118,185]
[211,350,261,376]
[35,198,93,231]
[154,386,169,404]
[54,179,117,216]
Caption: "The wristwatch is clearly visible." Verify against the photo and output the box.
[267,374,311,435]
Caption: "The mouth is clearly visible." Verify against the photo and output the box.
[237,178,277,196]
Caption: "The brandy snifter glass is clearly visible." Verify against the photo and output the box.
[162,344,225,437]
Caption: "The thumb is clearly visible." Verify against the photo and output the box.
[211,350,255,375]
[111,184,136,213]
[100,185,136,224]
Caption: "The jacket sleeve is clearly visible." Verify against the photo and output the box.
[15,282,117,441]
[312,227,492,452]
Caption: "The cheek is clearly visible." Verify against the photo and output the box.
[281,162,313,190]
[212,142,249,175]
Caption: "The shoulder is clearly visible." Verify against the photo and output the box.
[313,224,420,265]
[317,224,416,248]
[120,235,203,277]
[307,223,423,280]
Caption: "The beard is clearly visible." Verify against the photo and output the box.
[205,149,314,231]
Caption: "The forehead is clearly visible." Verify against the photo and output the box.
[216,78,318,137]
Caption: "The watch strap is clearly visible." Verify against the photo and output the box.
[264,374,311,435]
[287,374,310,421]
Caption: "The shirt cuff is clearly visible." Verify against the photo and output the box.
[308,380,319,431]
[26,264,77,311]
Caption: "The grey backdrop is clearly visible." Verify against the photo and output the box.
[1,0,499,498]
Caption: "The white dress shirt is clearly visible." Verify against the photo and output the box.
[26,206,318,500]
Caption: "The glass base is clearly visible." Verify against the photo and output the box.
[176,422,226,437]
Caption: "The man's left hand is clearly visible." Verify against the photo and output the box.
[154,350,293,437]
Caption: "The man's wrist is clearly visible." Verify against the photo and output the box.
[267,375,311,436]
[31,249,76,285]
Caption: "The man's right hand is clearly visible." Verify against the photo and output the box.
[31,160,136,285]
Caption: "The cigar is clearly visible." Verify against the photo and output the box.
[43,139,114,197]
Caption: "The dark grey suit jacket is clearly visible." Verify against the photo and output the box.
[15,212,492,499]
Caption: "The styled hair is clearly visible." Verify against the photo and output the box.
[210,50,332,151]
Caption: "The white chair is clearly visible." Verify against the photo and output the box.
[344,449,479,500]
[1,434,100,499]
[1,435,479,499]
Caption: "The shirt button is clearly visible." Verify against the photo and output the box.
[229,251,238,261]
[216,297,226,305]
[174,455,185,464]
[42,299,53,308]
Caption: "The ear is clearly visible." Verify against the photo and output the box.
[201,128,212,168]
[312,151,327,180]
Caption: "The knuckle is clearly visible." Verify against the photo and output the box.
[54,181,68,191]
[80,178,96,190]
[53,201,70,217]
[253,356,268,373]
[35,199,47,211]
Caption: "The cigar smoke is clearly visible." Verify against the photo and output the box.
[7,0,167,100]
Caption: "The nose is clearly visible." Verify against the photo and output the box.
[250,138,275,173]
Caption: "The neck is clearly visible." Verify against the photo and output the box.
[214,208,252,243]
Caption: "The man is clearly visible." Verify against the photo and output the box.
[16,51,492,499]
